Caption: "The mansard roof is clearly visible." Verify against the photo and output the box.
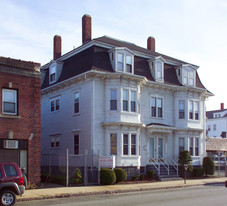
[206,109,227,119]
[41,35,209,92]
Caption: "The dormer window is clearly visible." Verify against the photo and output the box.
[109,47,134,74]
[148,56,165,82]
[48,61,64,84]
[49,63,57,84]
[178,64,197,87]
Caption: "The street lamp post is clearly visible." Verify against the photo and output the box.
[184,164,188,184]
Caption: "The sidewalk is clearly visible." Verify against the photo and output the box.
[17,177,227,202]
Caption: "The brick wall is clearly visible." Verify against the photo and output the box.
[0,61,41,184]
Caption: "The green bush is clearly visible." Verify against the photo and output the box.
[100,168,116,185]
[203,157,215,176]
[139,175,145,180]
[178,150,193,176]
[114,168,127,183]
[132,174,139,181]
[192,168,204,177]
[73,168,83,185]
[146,169,155,179]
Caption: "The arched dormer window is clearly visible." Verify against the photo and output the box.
[108,47,134,74]
[148,56,166,83]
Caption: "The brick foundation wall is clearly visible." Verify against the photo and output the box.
[0,63,41,184]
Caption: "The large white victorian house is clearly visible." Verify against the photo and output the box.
[41,15,211,177]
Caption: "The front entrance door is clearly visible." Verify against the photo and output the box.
[149,137,164,159]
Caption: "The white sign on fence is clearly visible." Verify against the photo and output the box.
[100,156,115,169]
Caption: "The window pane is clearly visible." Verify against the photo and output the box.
[3,103,16,113]
[117,53,123,62]
[3,89,17,114]
[179,101,185,119]
[179,138,185,153]
[126,55,132,64]
[74,135,79,155]
[110,134,117,155]
[195,102,199,120]
[157,62,162,79]
[110,89,117,110]
[189,101,193,119]
[123,90,128,111]
[3,90,16,102]
[123,134,128,155]
[56,99,59,110]
[74,92,79,113]
[4,165,17,177]
[131,91,136,112]
[117,54,124,71]
[151,97,156,117]
[131,134,136,155]
[157,98,163,118]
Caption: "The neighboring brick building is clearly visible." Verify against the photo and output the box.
[0,57,41,184]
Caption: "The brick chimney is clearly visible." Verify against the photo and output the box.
[221,103,224,110]
[53,35,61,60]
[82,14,92,44]
[147,36,155,52]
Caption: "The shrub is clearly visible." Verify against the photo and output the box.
[178,150,193,176]
[192,168,204,177]
[146,169,155,179]
[132,174,139,181]
[203,157,215,176]
[139,175,145,180]
[73,168,83,185]
[100,168,116,185]
[114,168,127,183]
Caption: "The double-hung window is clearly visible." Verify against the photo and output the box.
[182,67,195,86]
[126,55,132,73]
[50,98,60,112]
[189,101,193,119]
[189,100,199,120]
[131,134,136,155]
[179,138,185,153]
[189,137,193,156]
[74,92,80,114]
[179,101,185,119]
[49,64,56,83]
[110,89,117,110]
[156,61,163,79]
[123,90,129,111]
[115,51,134,73]
[2,89,17,115]
[130,91,136,112]
[195,138,199,156]
[110,134,117,155]
[117,53,124,71]
[123,134,129,155]
[50,135,60,148]
[195,102,199,120]
[151,97,163,118]
[74,134,79,155]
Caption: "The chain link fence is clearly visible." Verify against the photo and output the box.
[41,149,100,186]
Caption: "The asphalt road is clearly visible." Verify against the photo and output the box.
[17,184,226,206]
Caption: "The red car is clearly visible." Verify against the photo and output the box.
[0,162,25,206]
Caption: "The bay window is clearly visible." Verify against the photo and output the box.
[110,89,117,110]
[179,100,185,119]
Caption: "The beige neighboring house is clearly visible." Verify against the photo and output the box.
[206,137,227,158]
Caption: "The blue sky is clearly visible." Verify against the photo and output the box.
[0,0,227,110]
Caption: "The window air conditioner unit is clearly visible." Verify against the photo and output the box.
[4,140,18,149]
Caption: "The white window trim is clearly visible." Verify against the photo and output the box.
[49,63,57,84]
[178,100,185,119]
[50,135,60,148]
[73,91,80,115]
[2,89,17,115]
[73,133,80,155]
[115,50,134,74]
[122,133,138,156]
[150,96,164,119]
[188,100,199,120]
[182,66,196,87]
[188,137,200,157]
[50,96,60,113]
[121,89,137,113]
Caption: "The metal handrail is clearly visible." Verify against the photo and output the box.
[155,153,169,175]
[165,154,178,175]
[148,157,160,176]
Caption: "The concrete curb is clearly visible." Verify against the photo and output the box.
[17,179,225,202]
